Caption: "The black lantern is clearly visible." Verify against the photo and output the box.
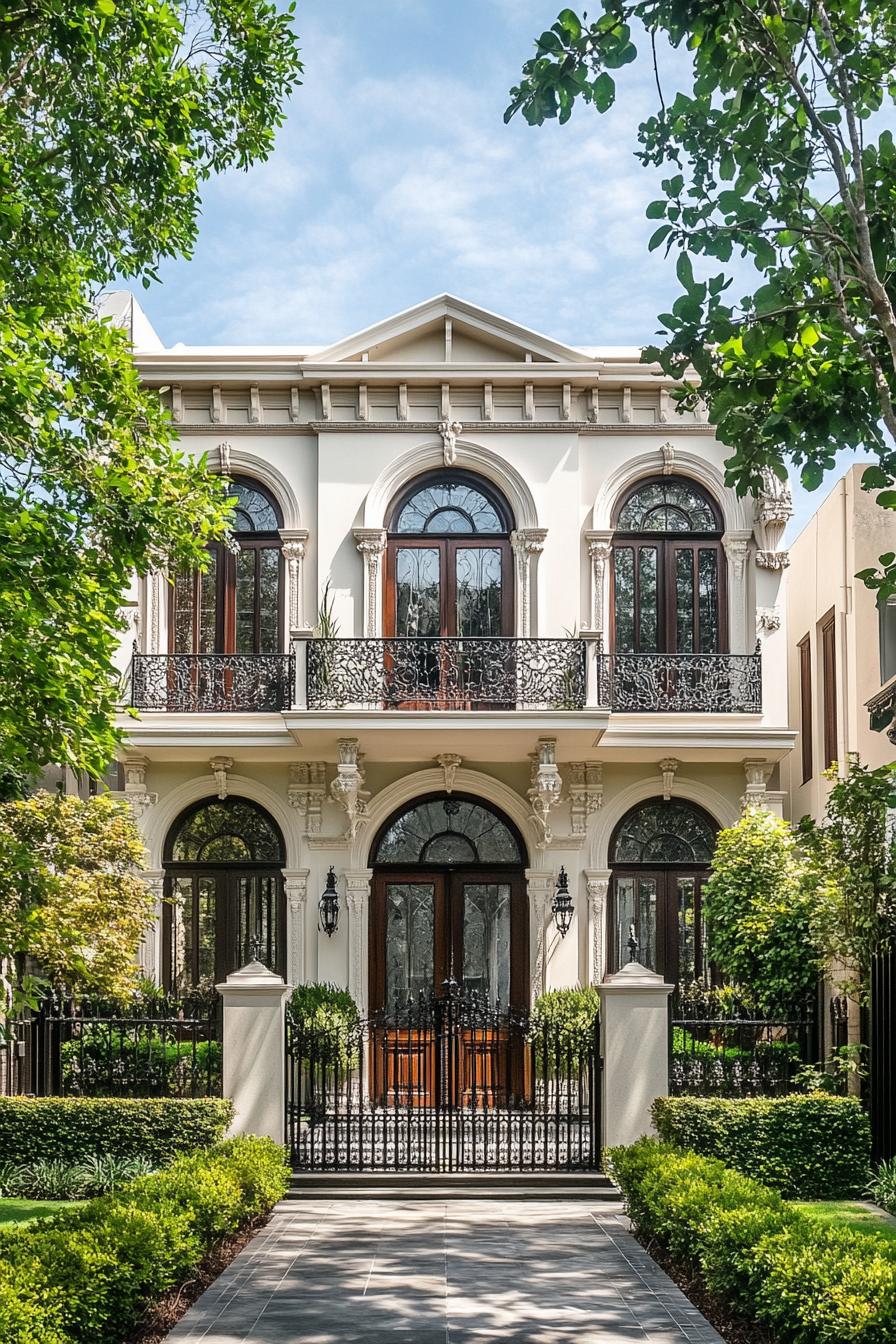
[551,866,574,938]
[318,866,339,937]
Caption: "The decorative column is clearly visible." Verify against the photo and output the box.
[526,870,554,1003]
[722,530,753,654]
[583,532,612,637]
[138,870,165,982]
[345,870,373,1013]
[283,869,310,987]
[601,962,673,1149]
[584,869,610,986]
[510,528,547,637]
[123,756,157,818]
[145,569,166,653]
[217,961,292,1143]
[281,531,310,636]
[742,758,775,810]
[353,528,387,637]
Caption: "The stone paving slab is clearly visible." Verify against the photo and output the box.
[165,1199,724,1344]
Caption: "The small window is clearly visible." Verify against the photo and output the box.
[879,597,896,685]
[798,634,812,783]
[821,612,837,770]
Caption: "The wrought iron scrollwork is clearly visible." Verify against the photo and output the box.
[306,637,586,711]
[597,649,762,713]
[131,652,295,712]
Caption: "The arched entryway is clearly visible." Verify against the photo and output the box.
[369,793,528,1015]
[162,797,286,991]
[608,798,718,985]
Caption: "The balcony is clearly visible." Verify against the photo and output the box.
[305,637,587,711]
[130,652,295,713]
[597,649,762,714]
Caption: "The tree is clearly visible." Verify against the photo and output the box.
[704,808,819,1013]
[0,791,155,1017]
[0,1,303,776]
[800,758,896,999]
[507,3,896,597]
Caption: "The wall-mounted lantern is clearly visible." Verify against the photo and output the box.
[551,866,574,939]
[318,866,340,937]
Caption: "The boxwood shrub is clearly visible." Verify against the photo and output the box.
[653,1093,870,1198]
[0,1134,290,1344]
[0,1097,233,1166]
[608,1138,896,1344]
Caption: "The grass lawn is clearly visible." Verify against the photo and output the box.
[0,1197,80,1226]
[792,1199,896,1245]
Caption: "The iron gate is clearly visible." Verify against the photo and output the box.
[286,990,601,1171]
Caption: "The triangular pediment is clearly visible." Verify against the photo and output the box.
[311,295,589,365]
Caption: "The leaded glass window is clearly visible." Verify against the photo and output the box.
[374,797,522,865]
[394,478,506,534]
[615,480,720,533]
[168,798,285,864]
[230,480,281,533]
[610,800,717,866]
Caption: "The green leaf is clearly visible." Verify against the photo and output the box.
[648,224,673,252]
[591,72,615,112]
[676,251,696,292]
[646,199,667,219]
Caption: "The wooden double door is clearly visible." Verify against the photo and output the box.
[369,868,527,1107]
[163,867,284,990]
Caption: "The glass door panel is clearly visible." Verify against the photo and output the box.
[236,873,277,970]
[170,874,216,992]
[676,876,697,983]
[675,548,695,653]
[172,564,218,655]
[698,550,719,653]
[637,547,659,652]
[395,548,442,636]
[455,548,503,637]
[460,882,510,1004]
[613,874,658,971]
[385,882,436,1011]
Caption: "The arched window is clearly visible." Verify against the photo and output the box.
[608,798,719,985]
[163,797,285,990]
[171,476,283,656]
[612,476,725,656]
[385,471,513,639]
[370,793,527,1016]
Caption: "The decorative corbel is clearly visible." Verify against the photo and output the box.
[289,387,301,423]
[248,385,261,424]
[660,441,674,475]
[123,755,157,818]
[288,763,327,833]
[438,419,463,467]
[216,440,232,475]
[754,468,793,570]
[527,739,563,849]
[568,762,603,836]
[210,386,223,425]
[742,758,774,809]
[435,753,463,794]
[209,756,233,801]
[659,757,678,802]
[659,389,672,424]
[330,739,369,839]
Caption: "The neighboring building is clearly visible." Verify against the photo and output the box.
[109,292,794,1018]
[782,463,896,825]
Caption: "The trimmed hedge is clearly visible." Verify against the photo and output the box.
[0,1134,290,1344]
[653,1093,870,1198]
[609,1138,896,1344]
[0,1097,233,1166]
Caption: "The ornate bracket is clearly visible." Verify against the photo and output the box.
[209,756,233,801]
[123,755,157,818]
[330,738,370,839]
[438,419,463,466]
[754,468,792,570]
[216,440,232,474]
[288,763,327,833]
[527,738,563,849]
[659,757,678,802]
[435,753,463,793]
[660,441,674,475]
[756,606,781,634]
[568,761,603,836]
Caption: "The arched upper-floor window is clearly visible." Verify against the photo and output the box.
[171,477,283,656]
[611,477,725,656]
[385,471,514,638]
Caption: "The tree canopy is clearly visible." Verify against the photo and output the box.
[0,1,303,776]
[507,2,896,596]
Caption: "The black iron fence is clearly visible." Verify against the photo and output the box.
[306,637,587,711]
[1,991,221,1099]
[131,650,295,712]
[670,995,815,1097]
[598,647,763,714]
[870,951,896,1162]
[286,990,601,1171]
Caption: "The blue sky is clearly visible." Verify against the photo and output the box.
[145,0,864,536]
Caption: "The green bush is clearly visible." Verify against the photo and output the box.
[60,1031,221,1097]
[287,982,360,1066]
[867,1158,896,1216]
[608,1138,896,1344]
[0,1155,155,1200]
[530,986,600,1054]
[653,1093,871,1198]
[0,1135,289,1344]
[0,1097,233,1167]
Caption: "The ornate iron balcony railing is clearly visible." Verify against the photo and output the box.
[306,637,587,711]
[598,648,762,714]
[131,652,295,713]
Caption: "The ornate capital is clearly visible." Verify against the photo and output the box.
[511,527,548,559]
[511,528,547,637]
[123,755,157,818]
[527,739,563,849]
[756,549,790,570]
[742,758,774,809]
[568,761,603,835]
[722,531,752,583]
[288,762,327,833]
[330,739,369,839]
[353,528,387,637]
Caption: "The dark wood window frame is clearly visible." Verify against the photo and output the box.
[798,633,813,783]
[821,609,838,770]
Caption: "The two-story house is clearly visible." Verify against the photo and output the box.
[111,293,794,1027]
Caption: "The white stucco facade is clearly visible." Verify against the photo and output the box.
[111,293,795,1011]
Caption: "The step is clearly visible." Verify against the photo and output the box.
[286,1171,619,1201]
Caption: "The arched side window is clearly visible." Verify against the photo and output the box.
[385,471,514,639]
[163,797,285,991]
[608,797,719,985]
[171,476,283,656]
[612,477,726,656]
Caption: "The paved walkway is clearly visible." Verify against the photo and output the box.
[166,1199,723,1344]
